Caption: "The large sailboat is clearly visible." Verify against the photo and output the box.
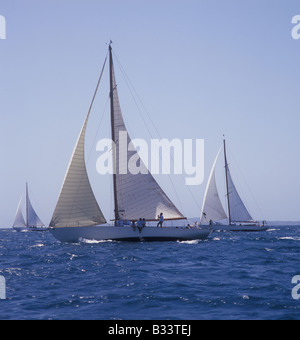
[200,139,268,232]
[13,183,47,232]
[49,44,211,243]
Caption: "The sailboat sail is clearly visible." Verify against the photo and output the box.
[226,168,253,222]
[200,147,227,224]
[109,46,184,222]
[201,140,254,225]
[50,60,108,228]
[26,186,44,227]
[13,196,26,229]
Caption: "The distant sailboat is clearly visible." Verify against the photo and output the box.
[49,44,211,243]
[200,139,268,232]
[13,183,47,232]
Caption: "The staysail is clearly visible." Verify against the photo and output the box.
[200,147,227,224]
[50,59,108,228]
[109,46,184,222]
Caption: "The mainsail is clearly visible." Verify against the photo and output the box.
[200,147,227,224]
[109,46,184,222]
[50,60,108,228]
[26,184,45,227]
[226,168,253,222]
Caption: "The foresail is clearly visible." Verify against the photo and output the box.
[50,114,106,228]
[110,49,184,221]
[226,168,253,222]
[13,196,26,228]
[50,58,108,228]
[200,147,227,224]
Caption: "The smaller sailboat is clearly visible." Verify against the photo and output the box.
[200,139,268,232]
[12,183,47,232]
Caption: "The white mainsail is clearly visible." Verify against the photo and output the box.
[226,168,253,222]
[13,196,26,229]
[26,185,45,227]
[200,147,227,224]
[50,60,108,228]
[109,46,184,222]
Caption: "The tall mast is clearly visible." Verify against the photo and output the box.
[223,139,232,225]
[26,182,29,227]
[109,43,119,225]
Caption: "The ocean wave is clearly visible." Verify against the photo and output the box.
[279,236,300,241]
[177,240,199,245]
[79,237,115,244]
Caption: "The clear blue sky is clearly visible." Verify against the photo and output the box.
[1,0,300,227]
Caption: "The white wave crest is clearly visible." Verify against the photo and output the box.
[79,237,115,244]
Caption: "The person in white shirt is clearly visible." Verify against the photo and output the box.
[157,213,164,228]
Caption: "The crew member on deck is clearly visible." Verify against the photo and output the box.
[157,213,164,228]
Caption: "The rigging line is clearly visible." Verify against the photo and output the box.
[112,50,160,138]
[86,95,110,164]
[86,50,110,163]
[112,50,186,214]
[112,50,155,140]
[87,52,108,121]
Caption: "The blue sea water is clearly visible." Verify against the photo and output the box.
[0,226,300,320]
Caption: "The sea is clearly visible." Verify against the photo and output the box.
[0,225,300,320]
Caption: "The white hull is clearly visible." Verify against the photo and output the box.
[13,226,48,232]
[13,226,29,232]
[50,225,211,243]
[212,224,268,232]
[28,227,49,232]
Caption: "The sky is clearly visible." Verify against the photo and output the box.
[1,0,300,227]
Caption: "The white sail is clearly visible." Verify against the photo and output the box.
[13,196,26,228]
[110,48,184,222]
[26,185,45,227]
[200,147,227,224]
[50,112,107,228]
[226,168,253,222]
[50,59,108,228]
